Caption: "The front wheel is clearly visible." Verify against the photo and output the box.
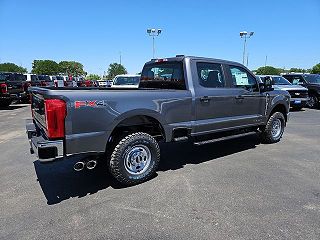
[307,94,319,109]
[260,112,285,144]
[109,132,160,186]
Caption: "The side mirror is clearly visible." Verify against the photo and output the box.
[260,76,274,92]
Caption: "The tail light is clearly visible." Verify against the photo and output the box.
[44,99,66,139]
[41,81,47,86]
[1,83,7,94]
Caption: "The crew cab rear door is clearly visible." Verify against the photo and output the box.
[192,60,240,134]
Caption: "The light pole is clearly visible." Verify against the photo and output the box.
[147,28,162,58]
[240,31,254,66]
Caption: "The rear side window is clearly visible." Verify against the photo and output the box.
[196,62,225,88]
[140,61,186,90]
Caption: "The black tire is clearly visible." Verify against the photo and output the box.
[109,132,160,186]
[307,94,319,109]
[260,112,285,144]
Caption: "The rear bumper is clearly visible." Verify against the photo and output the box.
[26,119,64,162]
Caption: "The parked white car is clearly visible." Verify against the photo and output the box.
[112,75,140,88]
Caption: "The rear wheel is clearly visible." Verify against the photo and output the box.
[108,132,160,186]
[260,112,285,144]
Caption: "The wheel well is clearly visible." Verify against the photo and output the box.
[270,104,287,122]
[308,89,319,97]
[106,115,165,152]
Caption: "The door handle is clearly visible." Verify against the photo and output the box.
[200,96,210,103]
[235,95,245,100]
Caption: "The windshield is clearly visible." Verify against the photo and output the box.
[114,76,140,85]
[0,73,10,81]
[56,76,64,80]
[304,74,320,84]
[272,76,291,85]
[38,75,51,81]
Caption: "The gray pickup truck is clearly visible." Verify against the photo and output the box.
[26,56,290,185]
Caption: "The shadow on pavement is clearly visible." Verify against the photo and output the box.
[34,158,122,205]
[0,104,28,110]
[34,134,260,205]
[158,134,259,171]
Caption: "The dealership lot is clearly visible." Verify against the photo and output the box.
[0,104,319,240]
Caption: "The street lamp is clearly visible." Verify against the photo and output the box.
[147,28,162,58]
[240,31,254,66]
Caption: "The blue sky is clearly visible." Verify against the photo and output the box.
[0,0,319,75]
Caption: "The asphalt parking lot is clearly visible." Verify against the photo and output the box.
[0,104,319,240]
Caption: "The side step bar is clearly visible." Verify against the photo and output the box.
[194,131,257,146]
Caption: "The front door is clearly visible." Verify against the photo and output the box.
[225,65,266,126]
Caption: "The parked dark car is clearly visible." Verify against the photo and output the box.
[0,72,28,106]
[257,75,309,110]
[282,74,320,108]
[26,56,290,185]
[38,75,54,87]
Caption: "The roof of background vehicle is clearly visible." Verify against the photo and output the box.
[114,74,140,77]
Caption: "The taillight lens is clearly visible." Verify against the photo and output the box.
[1,83,8,94]
[44,99,66,139]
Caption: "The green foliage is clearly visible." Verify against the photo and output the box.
[0,63,27,73]
[289,67,308,73]
[86,74,101,80]
[107,63,127,79]
[256,66,281,75]
[311,63,320,74]
[31,60,60,75]
[58,61,85,76]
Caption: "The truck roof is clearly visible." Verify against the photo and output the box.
[146,55,241,66]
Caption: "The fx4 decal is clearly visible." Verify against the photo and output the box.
[74,100,107,109]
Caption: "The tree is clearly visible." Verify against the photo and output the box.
[107,63,127,79]
[311,63,320,74]
[32,60,60,75]
[86,74,101,80]
[256,66,281,75]
[289,67,307,73]
[58,61,85,76]
[0,63,27,73]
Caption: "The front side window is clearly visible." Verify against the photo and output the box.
[196,62,225,88]
[229,66,258,91]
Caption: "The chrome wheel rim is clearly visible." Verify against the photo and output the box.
[124,145,151,175]
[271,118,282,138]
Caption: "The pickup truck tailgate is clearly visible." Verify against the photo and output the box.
[31,93,46,132]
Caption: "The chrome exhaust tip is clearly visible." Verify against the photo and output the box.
[74,161,85,171]
[86,160,97,170]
